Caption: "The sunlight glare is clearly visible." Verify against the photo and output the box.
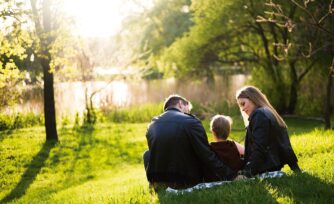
[64,0,153,37]
[111,81,130,106]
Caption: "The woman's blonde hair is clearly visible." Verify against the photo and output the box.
[236,86,287,128]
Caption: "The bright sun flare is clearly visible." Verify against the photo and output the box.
[64,0,152,37]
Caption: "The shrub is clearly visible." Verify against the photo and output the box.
[103,103,163,123]
[0,112,44,131]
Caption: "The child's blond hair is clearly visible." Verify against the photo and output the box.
[210,115,232,139]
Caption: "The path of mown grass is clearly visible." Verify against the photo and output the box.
[0,119,333,203]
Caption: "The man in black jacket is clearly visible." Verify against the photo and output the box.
[143,95,236,189]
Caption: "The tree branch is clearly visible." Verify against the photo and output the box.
[298,58,318,82]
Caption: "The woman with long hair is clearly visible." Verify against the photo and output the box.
[236,86,300,177]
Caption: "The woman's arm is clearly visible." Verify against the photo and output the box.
[244,110,270,176]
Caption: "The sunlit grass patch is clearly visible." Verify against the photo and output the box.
[45,165,154,203]
[0,123,149,203]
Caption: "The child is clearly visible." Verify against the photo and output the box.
[210,114,244,171]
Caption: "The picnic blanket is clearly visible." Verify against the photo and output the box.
[166,171,286,194]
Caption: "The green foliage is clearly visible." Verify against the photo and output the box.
[296,67,328,116]
[72,112,81,130]
[141,67,164,80]
[60,114,72,127]
[256,0,334,115]
[0,65,24,110]
[249,67,284,111]
[118,0,193,74]
[189,100,240,121]
[0,2,32,110]
[104,103,163,123]
[0,120,332,203]
[209,100,240,116]
[82,108,97,126]
[168,0,292,106]
[153,0,333,115]
[189,101,212,119]
[158,0,256,78]
[159,34,203,78]
[0,100,240,131]
[0,112,44,131]
[138,0,192,55]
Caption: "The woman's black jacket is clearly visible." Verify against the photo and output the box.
[243,107,300,177]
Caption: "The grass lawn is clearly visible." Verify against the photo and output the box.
[0,118,333,203]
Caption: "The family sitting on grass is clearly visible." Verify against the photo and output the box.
[143,85,301,190]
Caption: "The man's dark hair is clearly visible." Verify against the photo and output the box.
[163,94,189,111]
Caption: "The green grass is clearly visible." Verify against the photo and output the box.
[0,119,333,203]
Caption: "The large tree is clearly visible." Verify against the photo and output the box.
[29,0,73,141]
[158,0,290,102]
[29,0,58,141]
[259,0,334,127]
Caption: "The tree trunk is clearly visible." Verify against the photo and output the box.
[252,22,287,113]
[288,81,298,114]
[288,61,298,114]
[325,58,334,129]
[42,55,58,141]
[30,0,58,141]
[205,67,215,89]
[84,87,96,125]
[85,88,92,124]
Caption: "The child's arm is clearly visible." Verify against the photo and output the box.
[234,141,245,156]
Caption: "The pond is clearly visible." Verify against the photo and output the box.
[9,74,248,116]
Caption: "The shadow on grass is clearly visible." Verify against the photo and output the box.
[42,125,96,196]
[150,171,334,203]
[39,124,139,199]
[10,126,99,202]
[66,125,95,176]
[284,118,324,136]
[266,172,334,203]
[1,140,57,203]
[154,181,279,204]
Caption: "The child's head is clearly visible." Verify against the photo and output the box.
[210,115,232,140]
